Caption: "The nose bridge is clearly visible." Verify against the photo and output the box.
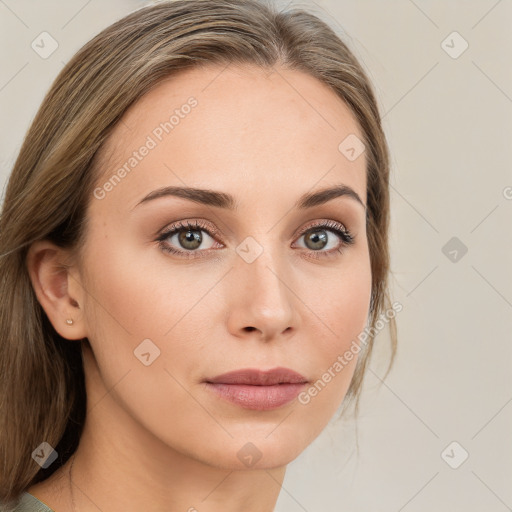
[227,234,297,339]
[239,236,290,304]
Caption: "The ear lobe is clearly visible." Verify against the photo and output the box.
[26,240,87,340]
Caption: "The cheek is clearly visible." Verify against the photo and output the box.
[331,268,372,340]
[299,254,372,402]
[81,233,187,336]
[78,238,211,432]
[309,253,372,346]
[78,234,221,383]
[77,237,175,377]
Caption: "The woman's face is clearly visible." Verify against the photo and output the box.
[74,64,371,469]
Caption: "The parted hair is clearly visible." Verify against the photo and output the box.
[0,0,396,504]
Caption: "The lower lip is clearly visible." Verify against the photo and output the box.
[204,382,307,410]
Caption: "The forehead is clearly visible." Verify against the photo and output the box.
[92,63,367,211]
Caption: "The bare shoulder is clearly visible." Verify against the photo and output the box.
[3,491,54,512]
[24,465,71,512]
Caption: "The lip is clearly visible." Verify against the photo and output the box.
[204,367,309,410]
[206,367,308,385]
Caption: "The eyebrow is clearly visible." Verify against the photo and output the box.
[132,184,366,211]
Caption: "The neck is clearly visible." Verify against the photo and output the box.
[70,419,286,512]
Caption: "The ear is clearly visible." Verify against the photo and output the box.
[26,240,87,341]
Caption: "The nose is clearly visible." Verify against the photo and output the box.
[225,244,299,342]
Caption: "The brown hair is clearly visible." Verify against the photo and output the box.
[0,0,396,504]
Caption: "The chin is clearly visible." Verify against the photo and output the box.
[191,424,318,471]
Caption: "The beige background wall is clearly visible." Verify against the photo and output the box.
[1,1,511,510]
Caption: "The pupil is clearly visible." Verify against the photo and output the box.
[307,230,327,250]
[179,229,202,249]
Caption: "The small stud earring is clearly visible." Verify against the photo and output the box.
[66,318,74,325]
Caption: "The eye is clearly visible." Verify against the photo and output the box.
[156,220,221,259]
[156,218,356,260]
[293,219,355,259]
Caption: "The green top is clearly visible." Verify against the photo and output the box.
[8,492,54,512]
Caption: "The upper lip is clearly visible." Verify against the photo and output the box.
[206,367,308,385]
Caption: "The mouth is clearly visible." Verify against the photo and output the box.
[204,367,309,410]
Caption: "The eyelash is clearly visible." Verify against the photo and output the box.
[156,219,355,260]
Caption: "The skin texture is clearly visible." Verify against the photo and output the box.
[26,64,371,512]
